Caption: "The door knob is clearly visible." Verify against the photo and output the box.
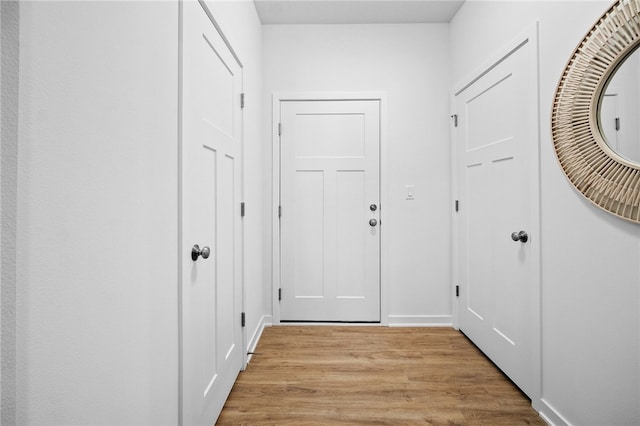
[370,204,378,212]
[369,219,378,227]
[511,231,528,243]
[191,244,211,261]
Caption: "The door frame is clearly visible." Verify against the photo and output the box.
[271,92,388,325]
[450,23,541,408]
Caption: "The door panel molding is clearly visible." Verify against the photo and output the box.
[271,92,388,325]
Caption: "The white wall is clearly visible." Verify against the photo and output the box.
[1,1,20,423]
[263,24,452,325]
[451,2,640,424]
[1,1,3,416]
[17,2,180,424]
[204,0,266,356]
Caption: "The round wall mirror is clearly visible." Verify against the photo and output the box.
[552,0,640,223]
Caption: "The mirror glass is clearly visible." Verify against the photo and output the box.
[599,46,640,164]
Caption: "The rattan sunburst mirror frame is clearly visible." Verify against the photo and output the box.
[552,0,640,222]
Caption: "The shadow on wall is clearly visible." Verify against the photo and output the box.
[1,1,20,424]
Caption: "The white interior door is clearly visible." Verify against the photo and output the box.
[181,1,243,424]
[279,99,380,322]
[455,37,538,398]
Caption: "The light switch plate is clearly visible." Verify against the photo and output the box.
[406,185,415,200]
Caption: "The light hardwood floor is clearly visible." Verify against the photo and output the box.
[217,326,545,425]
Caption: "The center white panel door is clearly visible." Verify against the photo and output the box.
[455,38,537,398]
[181,2,243,424]
[280,100,380,322]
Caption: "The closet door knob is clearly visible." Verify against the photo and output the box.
[369,219,378,227]
[510,231,528,243]
[191,244,211,261]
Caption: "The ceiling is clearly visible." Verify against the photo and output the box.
[254,0,465,25]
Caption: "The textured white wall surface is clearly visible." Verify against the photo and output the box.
[1,1,19,423]
[1,3,3,416]
[451,2,640,424]
[263,24,453,325]
[1,3,2,411]
[17,2,180,424]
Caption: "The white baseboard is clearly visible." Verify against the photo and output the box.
[263,314,273,327]
[246,315,272,365]
[537,398,569,426]
[387,315,453,327]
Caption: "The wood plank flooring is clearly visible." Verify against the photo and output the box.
[217,326,545,425]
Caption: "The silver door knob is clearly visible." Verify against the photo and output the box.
[191,244,211,261]
[511,231,528,243]
[369,219,378,227]
[370,204,378,211]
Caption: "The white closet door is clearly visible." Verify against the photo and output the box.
[181,1,243,423]
[455,35,538,398]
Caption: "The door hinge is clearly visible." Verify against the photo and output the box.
[278,205,282,218]
[241,202,245,217]
[451,114,458,127]
[241,312,246,327]
[615,117,621,131]
[456,285,460,297]
[278,288,282,301]
[240,93,245,109]
[455,200,459,212]
[278,122,282,136]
